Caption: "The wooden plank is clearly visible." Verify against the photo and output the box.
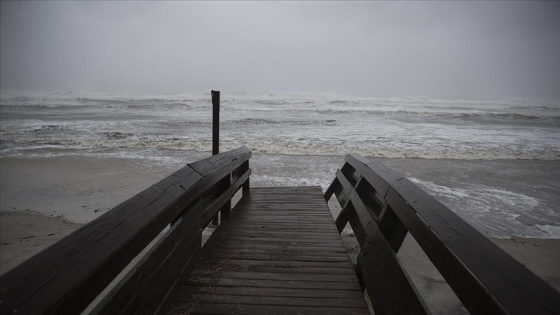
[227,224,338,232]
[186,278,362,291]
[198,168,250,224]
[91,202,202,314]
[378,204,408,252]
[345,154,401,200]
[122,233,201,315]
[180,286,364,299]
[234,211,333,216]
[324,176,341,201]
[204,239,347,249]
[171,303,369,315]
[200,258,353,269]
[210,236,341,244]
[202,252,352,263]
[336,169,356,196]
[206,243,349,253]
[231,216,335,223]
[356,254,389,315]
[189,146,251,177]
[196,263,356,275]
[229,221,337,227]
[213,229,342,238]
[347,192,430,315]
[188,271,360,283]
[202,248,351,258]
[205,236,344,244]
[182,294,367,308]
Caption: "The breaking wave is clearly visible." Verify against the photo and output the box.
[3,137,559,160]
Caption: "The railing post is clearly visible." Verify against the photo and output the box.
[242,160,250,195]
[211,90,220,225]
[219,173,232,221]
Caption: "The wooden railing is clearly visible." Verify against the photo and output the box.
[325,154,560,315]
[0,147,251,315]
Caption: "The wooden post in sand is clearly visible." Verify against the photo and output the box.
[212,90,220,156]
[211,90,220,225]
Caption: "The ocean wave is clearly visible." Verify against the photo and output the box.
[535,225,560,239]
[233,118,282,125]
[3,137,559,160]
[102,132,134,139]
[32,125,74,132]
[407,177,554,238]
[315,108,559,122]
[253,99,287,105]
[230,118,337,126]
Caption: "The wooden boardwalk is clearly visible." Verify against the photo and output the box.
[168,186,369,315]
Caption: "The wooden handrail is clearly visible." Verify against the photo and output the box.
[0,147,252,315]
[325,154,560,315]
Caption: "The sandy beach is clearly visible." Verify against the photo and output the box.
[1,155,558,313]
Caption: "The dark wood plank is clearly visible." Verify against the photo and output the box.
[205,235,344,244]
[186,278,362,291]
[202,252,352,263]
[201,248,351,258]
[91,203,202,315]
[199,258,353,269]
[206,243,349,253]
[204,239,347,248]
[345,196,430,315]
[196,262,357,275]
[189,147,251,177]
[182,294,367,308]
[213,229,343,238]
[187,271,361,283]
[171,303,369,315]
[179,286,364,299]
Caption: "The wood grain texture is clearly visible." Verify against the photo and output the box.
[168,187,369,314]
[0,147,251,315]
[326,153,560,315]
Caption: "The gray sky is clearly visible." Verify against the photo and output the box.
[1,1,559,99]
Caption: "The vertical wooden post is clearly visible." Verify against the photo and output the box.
[242,160,250,196]
[211,90,220,225]
[212,90,220,156]
[220,174,232,221]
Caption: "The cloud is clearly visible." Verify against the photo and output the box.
[1,1,559,99]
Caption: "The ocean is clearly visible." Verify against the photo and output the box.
[1,90,559,238]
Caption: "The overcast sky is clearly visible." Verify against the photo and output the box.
[1,1,559,99]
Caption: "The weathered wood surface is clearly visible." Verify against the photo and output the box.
[325,154,560,315]
[168,186,369,315]
[0,147,251,315]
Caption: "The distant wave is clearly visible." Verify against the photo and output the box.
[2,91,559,161]
[230,118,337,126]
[315,109,559,122]
[3,137,559,160]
